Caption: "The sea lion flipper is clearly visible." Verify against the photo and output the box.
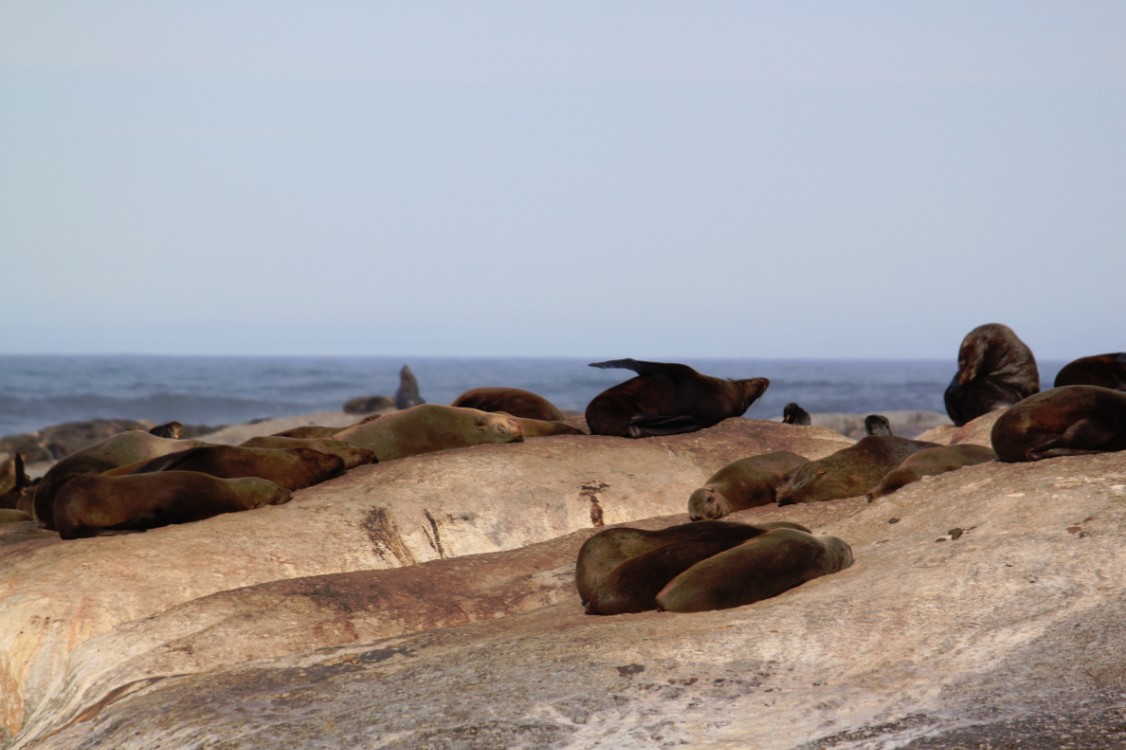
[588,359,673,377]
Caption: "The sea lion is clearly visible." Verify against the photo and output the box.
[775,435,940,505]
[395,364,425,409]
[0,452,35,515]
[342,395,396,415]
[451,387,568,422]
[655,527,854,613]
[510,417,585,438]
[990,385,1126,462]
[1053,353,1126,391]
[333,404,523,461]
[944,323,1040,427]
[272,425,349,439]
[782,403,812,426]
[52,471,292,539]
[33,431,211,530]
[575,519,811,606]
[149,421,184,439]
[864,414,892,436]
[104,444,346,491]
[866,444,996,500]
[584,359,769,438]
[687,451,809,521]
[239,436,377,470]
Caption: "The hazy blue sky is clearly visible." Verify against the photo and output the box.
[2,1,1123,361]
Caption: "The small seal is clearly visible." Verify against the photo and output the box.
[333,404,524,461]
[687,451,809,521]
[1053,353,1126,391]
[866,443,996,500]
[990,385,1126,462]
[864,415,893,436]
[782,403,812,426]
[585,359,769,438]
[944,323,1040,427]
[451,387,568,422]
[775,436,940,505]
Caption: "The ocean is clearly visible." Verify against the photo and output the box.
[0,355,1068,439]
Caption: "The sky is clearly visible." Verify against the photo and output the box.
[1,1,1123,361]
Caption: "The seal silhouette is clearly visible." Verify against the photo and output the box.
[775,435,939,505]
[584,359,769,438]
[687,451,808,521]
[944,323,1040,427]
[106,444,346,491]
[451,387,567,422]
[990,385,1126,462]
[1053,353,1126,391]
[866,444,996,500]
[333,404,524,461]
[782,403,812,426]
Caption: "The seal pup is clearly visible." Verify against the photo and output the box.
[782,403,812,426]
[52,471,292,539]
[864,415,893,436]
[944,323,1040,427]
[1053,353,1126,391]
[333,404,523,461]
[395,364,425,409]
[866,444,996,500]
[585,359,769,438]
[775,435,940,505]
[990,385,1126,462]
[451,387,568,422]
[104,444,346,491]
[687,451,809,521]
[655,527,854,613]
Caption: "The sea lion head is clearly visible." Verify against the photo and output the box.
[478,412,524,444]
[687,486,731,521]
[735,377,771,410]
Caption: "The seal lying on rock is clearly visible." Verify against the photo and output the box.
[656,527,854,613]
[687,451,808,521]
[775,436,939,505]
[239,436,376,470]
[105,445,347,491]
[585,359,769,438]
[944,323,1040,427]
[1053,353,1126,391]
[333,404,524,461]
[866,444,996,500]
[451,387,568,421]
[990,385,1126,462]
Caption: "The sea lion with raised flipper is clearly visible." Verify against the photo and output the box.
[584,359,769,438]
[104,444,346,491]
[333,404,523,462]
[990,385,1126,462]
[1053,353,1126,391]
[944,323,1040,427]
[775,435,940,505]
[782,403,812,426]
[52,471,292,539]
[451,387,568,422]
[575,519,811,606]
[687,451,809,521]
[655,527,854,613]
[239,436,377,470]
[864,415,893,436]
[866,444,996,500]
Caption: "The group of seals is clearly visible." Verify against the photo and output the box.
[944,323,1040,426]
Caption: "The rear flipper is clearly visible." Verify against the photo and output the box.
[627,414,702,438]
[1026,417,1121,460]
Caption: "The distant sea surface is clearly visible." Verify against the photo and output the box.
[0,355,1067,439]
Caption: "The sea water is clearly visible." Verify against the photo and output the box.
[0,355,1067,439]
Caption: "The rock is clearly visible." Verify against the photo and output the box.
[916,408,1004,447]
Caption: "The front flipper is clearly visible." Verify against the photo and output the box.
[589,359,681,377]
[626,414,702,438]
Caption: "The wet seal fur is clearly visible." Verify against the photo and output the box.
[105,444,346,491]
[782,403,812,426]
[585,358,769,438]
[687,451,809,521]
[655,527,854,613]
[333,404,523,461]
[990,385,1126,462]
[52,471,292,539]
[866,444,996,500]
[944,323,1040,427]
[451,387,568,422]
[1053,353,1126,391]
[776,435,940,505]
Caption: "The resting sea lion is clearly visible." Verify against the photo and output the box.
[451,387,567,421]
[687,451,809,521]
[104,445,346,491]
[52,471,292,539]
[333,404,523,461]
[775,435,940,505]
[866,444,996,500]
[655,527,854,613]
[990,385,1126,462]
[944,323,1040,427]
[782,403,812,426]
[1053,353,1126,391]
[395,364,425,409]
[575,519,811,606]
[239,436,377,470]
[864,414,892,436]
[585,359,769,438]
[149,421,184,439]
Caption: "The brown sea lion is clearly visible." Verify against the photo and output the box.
[451,386,568,422]
[395,364,425,409]
[575,519,811,606]
[52,471,292,539]
[104,445,346,491]
[655,527,854,613]
[33,431,211,530]
[866,444,996,500]
[1,451,23,496]
[775,435,940,505]
[864,414,893,436]
[782,402,812,426]
[1053,353,1126,391]
[944,323,1040,427]
[584,359,769,438]
[239,436,377,470]
[990,385,1126,462]
[510,417,585,438]
[332,404,523,461]
[687,451,809,521]
[149,421,184,439]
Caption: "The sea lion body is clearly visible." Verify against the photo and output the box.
[990,385,1126,462]
[944,323,1040,427]
[105,445,346,491]
[782,403,812,426]
[395,365,425,409]
[585,359,769,438]
[333,404,524,461]
[656,528,854,613]
[239,436,377,470]
[775,436,939,505]
[866,444,996,500]
[53,471,291,539]
[451,387,567,421]
[687,451,808,521]
[510,417,585,437]
[1053,353,1126,391]
[272,425,347,439]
